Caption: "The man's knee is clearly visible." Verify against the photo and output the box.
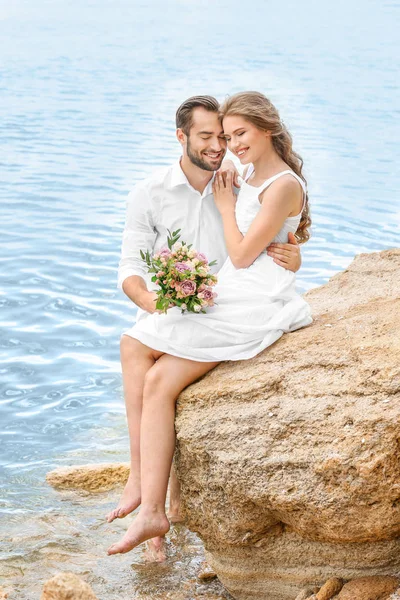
[120,335,149,362]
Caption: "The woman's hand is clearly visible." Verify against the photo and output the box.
[217,159,241,188]
[212,171,237,216]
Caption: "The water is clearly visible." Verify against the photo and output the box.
[0,0,399,597]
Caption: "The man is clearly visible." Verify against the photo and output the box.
[108,95,301,559]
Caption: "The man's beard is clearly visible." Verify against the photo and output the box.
[187,137,224,172]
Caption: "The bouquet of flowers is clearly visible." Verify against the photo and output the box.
[140,229,218,314]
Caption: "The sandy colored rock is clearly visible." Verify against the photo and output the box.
[0,587,8,599]
[294,590,315,600]
[198,560,218,581]
[40,572,98,599]
[316,578,344,599]
[388,588,400,600]
[46,462,129,491]
[335,576,399,599]
[174,249,400,600]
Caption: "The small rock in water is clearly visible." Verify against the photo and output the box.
[197,561,217,581]
[40,572,98,600]
[316,577,344,599]
[46,463,130,492]
[335,575,400,599]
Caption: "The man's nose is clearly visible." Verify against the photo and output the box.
[209,137,223,151]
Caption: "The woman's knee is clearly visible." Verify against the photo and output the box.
[143,366,175,402]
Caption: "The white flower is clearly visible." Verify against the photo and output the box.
[181,303,187,311]
[193,304,201,312]
[172,241,183,252]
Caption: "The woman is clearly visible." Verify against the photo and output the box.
[107,91,312,555]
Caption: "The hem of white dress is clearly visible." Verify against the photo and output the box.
[122,327,288,363]
[122,329,223,362]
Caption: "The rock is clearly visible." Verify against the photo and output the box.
[388,588,400,600]
[0,587,9,599]
[46,463,130,492]
[174,249,400,600]
[316,578,344,599]
[335,576,400,599]
[198,560,218,581]
[40,572,98,599]
[294,590,316,600]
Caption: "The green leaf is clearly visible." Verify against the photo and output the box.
[208,260,217,267]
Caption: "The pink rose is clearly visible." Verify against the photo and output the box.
[197,252,208,264]
[175,261,192,273]
[177,280,196,297]
[198,286,217,306]
[159,247,172,258]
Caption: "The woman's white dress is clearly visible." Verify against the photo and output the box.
[123,168,312,362]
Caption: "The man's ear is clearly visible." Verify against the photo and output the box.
[176,128,186,146]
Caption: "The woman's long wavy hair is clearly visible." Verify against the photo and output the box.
[220,91,311,244]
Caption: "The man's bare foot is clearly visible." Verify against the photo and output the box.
[106,474,141,523]
[143,536,167,562]
[167,502,184,524]
[107,510,170,555]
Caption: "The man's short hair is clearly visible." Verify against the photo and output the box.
[175,95,220,135]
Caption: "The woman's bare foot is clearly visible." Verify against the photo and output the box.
[143,536,167,562]
[107,509,170,555]
[106,474,141,523]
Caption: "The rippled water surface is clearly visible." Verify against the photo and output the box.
[0,0,399,597]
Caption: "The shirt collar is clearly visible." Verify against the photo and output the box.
[170,160,190,189]
[170,160,216,198]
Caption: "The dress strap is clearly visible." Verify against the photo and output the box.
[244,163,254,181]
[258,170,307,213]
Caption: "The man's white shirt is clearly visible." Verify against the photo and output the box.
[118,160,228,291]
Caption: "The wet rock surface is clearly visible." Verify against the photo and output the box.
[40,572,98,599]
[46,463,130,492]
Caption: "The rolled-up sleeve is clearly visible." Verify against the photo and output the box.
[117,184,157,289]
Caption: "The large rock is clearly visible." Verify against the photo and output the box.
[174,249,400,600]
[40,572,98,599]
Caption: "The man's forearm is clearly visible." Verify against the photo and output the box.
[122,275,157,313]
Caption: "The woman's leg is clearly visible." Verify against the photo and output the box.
[106,336,164,523]
[107,354,219,555]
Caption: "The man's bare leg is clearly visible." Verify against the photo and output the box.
[106,336,163,523]
[107,354,219,555]
[168,464,183,523]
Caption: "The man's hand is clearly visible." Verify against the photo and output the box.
[217,159,241,188]
[139,291,159,314]
[267,232,302,272]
